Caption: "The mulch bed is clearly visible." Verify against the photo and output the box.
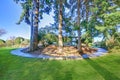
[22,45,98,57]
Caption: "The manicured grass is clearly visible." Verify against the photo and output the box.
[0,47,120,80]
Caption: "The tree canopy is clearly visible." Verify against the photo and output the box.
[15,0,120,52]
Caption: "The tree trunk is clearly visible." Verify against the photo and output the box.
[58,0,63,53]
[85,0,89,46]
[29,0,39,51]
[85,0,89,23]
[77,0,82,53]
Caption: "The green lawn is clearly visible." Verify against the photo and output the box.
[0,48,120,80]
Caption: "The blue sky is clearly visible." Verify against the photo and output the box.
[0,0,54,40]
[1,0,119,42]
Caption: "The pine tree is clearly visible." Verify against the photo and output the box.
[14,0,52,51]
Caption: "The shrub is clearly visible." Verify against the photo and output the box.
[0,39,5,47]
[20,39,29,47]
[6,40,13,47]
[14,37,24,44]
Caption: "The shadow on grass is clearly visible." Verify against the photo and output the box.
[85,58,120,80]
[0,48,74,80]
[21,60,74,80]
[43,60,73,80]
[0,64,8,78]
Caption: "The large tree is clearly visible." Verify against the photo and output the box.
[52,0,69,52]
[30,0,39,51]
[77,0,82,53]
[58,0,63,52]
[68,0,83,53]
[93,0,120,39]
[14,0,52,51]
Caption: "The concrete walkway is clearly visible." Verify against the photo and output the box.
[11,48,108,59]
[82,48,108,58]
[11,48,51,59]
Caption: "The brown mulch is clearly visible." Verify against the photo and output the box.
[23,45,98,57]
[42,45,80,57]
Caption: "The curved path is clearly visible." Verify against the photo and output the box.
[11,48,51,59]
[11,48,108,60]
[82,48,108,58]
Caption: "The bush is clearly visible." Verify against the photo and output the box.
[0,39,5,47]
[20,39,29,47]
[105,36,120,50]
[6,40,13,47]
[14,37,24,45]
[38,29,58,46]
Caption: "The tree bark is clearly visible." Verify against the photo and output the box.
[85,0,89,23]
[29,0,39,51]
[77,0,82,53]
[58,0,63,53]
